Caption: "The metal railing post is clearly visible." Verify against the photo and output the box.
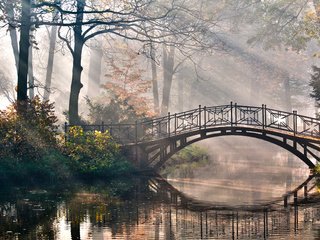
[135,120,138,144]
[262,104,265,130]
[101,121,104,132]
[64,122,68,144]
[168,112,171,137]
[151,119,154,136]
[204,106,207,129]
[234,102,238,126]
[293,110,297,136]
[304,185,308,198]
[230,101,233,126]
[264,105,267,128]
[135,120,138,162]
[174,113,177,135]
[199,105,202,130]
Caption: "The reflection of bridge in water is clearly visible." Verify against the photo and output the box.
[149,174,317,211]
[67,103,320,170]
[146,175,319,239]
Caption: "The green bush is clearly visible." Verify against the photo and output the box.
[65,126,133,177]
[0,97,58,161]
[0,97,71,183]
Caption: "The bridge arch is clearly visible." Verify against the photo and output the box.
[139,127,319,170]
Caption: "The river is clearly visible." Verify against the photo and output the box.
[1,141,320,239]
[0,173,319,239]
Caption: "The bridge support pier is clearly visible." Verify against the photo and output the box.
[122,145,149,169]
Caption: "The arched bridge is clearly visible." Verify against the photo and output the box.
[66,103,320,170]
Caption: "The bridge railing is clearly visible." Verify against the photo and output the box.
[65,103,320,144]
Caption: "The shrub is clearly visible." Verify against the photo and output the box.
[0,96,58,161]
[0,97,72,183]
[65,126,133,177]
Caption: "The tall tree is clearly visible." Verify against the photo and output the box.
[4,0,19,71]
[43,0,59,101]
[87,40,103,98]
[17,0,31,106]
[161,45,175,115]
[68,0,85,124]
[150,43,160,114]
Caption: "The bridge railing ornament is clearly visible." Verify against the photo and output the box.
[173,108,200,134]
[265,108,294,132]
[296,114,320,137]
[204,105,232,127]
[138,115,170,141]
[233,105,264,127]
[138,108,202,141]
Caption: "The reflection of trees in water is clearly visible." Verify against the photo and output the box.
[0,176,320,239]
[0,193,58,239]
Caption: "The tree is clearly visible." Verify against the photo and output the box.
[150,43,160,114]
[87,45,153,124]
[1,0,20,71]
[161,45,175,115]
[43,0,60,101]
[32,0,223,123]
[87,39,103,98]
[17,0,31,106]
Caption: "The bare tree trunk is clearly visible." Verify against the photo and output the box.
[87,45,103,98]
[9,31,19,72]
[43,26,57,101]
[160,45,175,116]
[28,0,35,99]
[17,0,31,105]
[68,0,85,124]
[151,44,159,114]
[43,0,59,101]
[28,45,34,98]
[178,71,184,112]
[6,0,19,72]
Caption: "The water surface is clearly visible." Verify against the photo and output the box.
[1,141,320,239]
